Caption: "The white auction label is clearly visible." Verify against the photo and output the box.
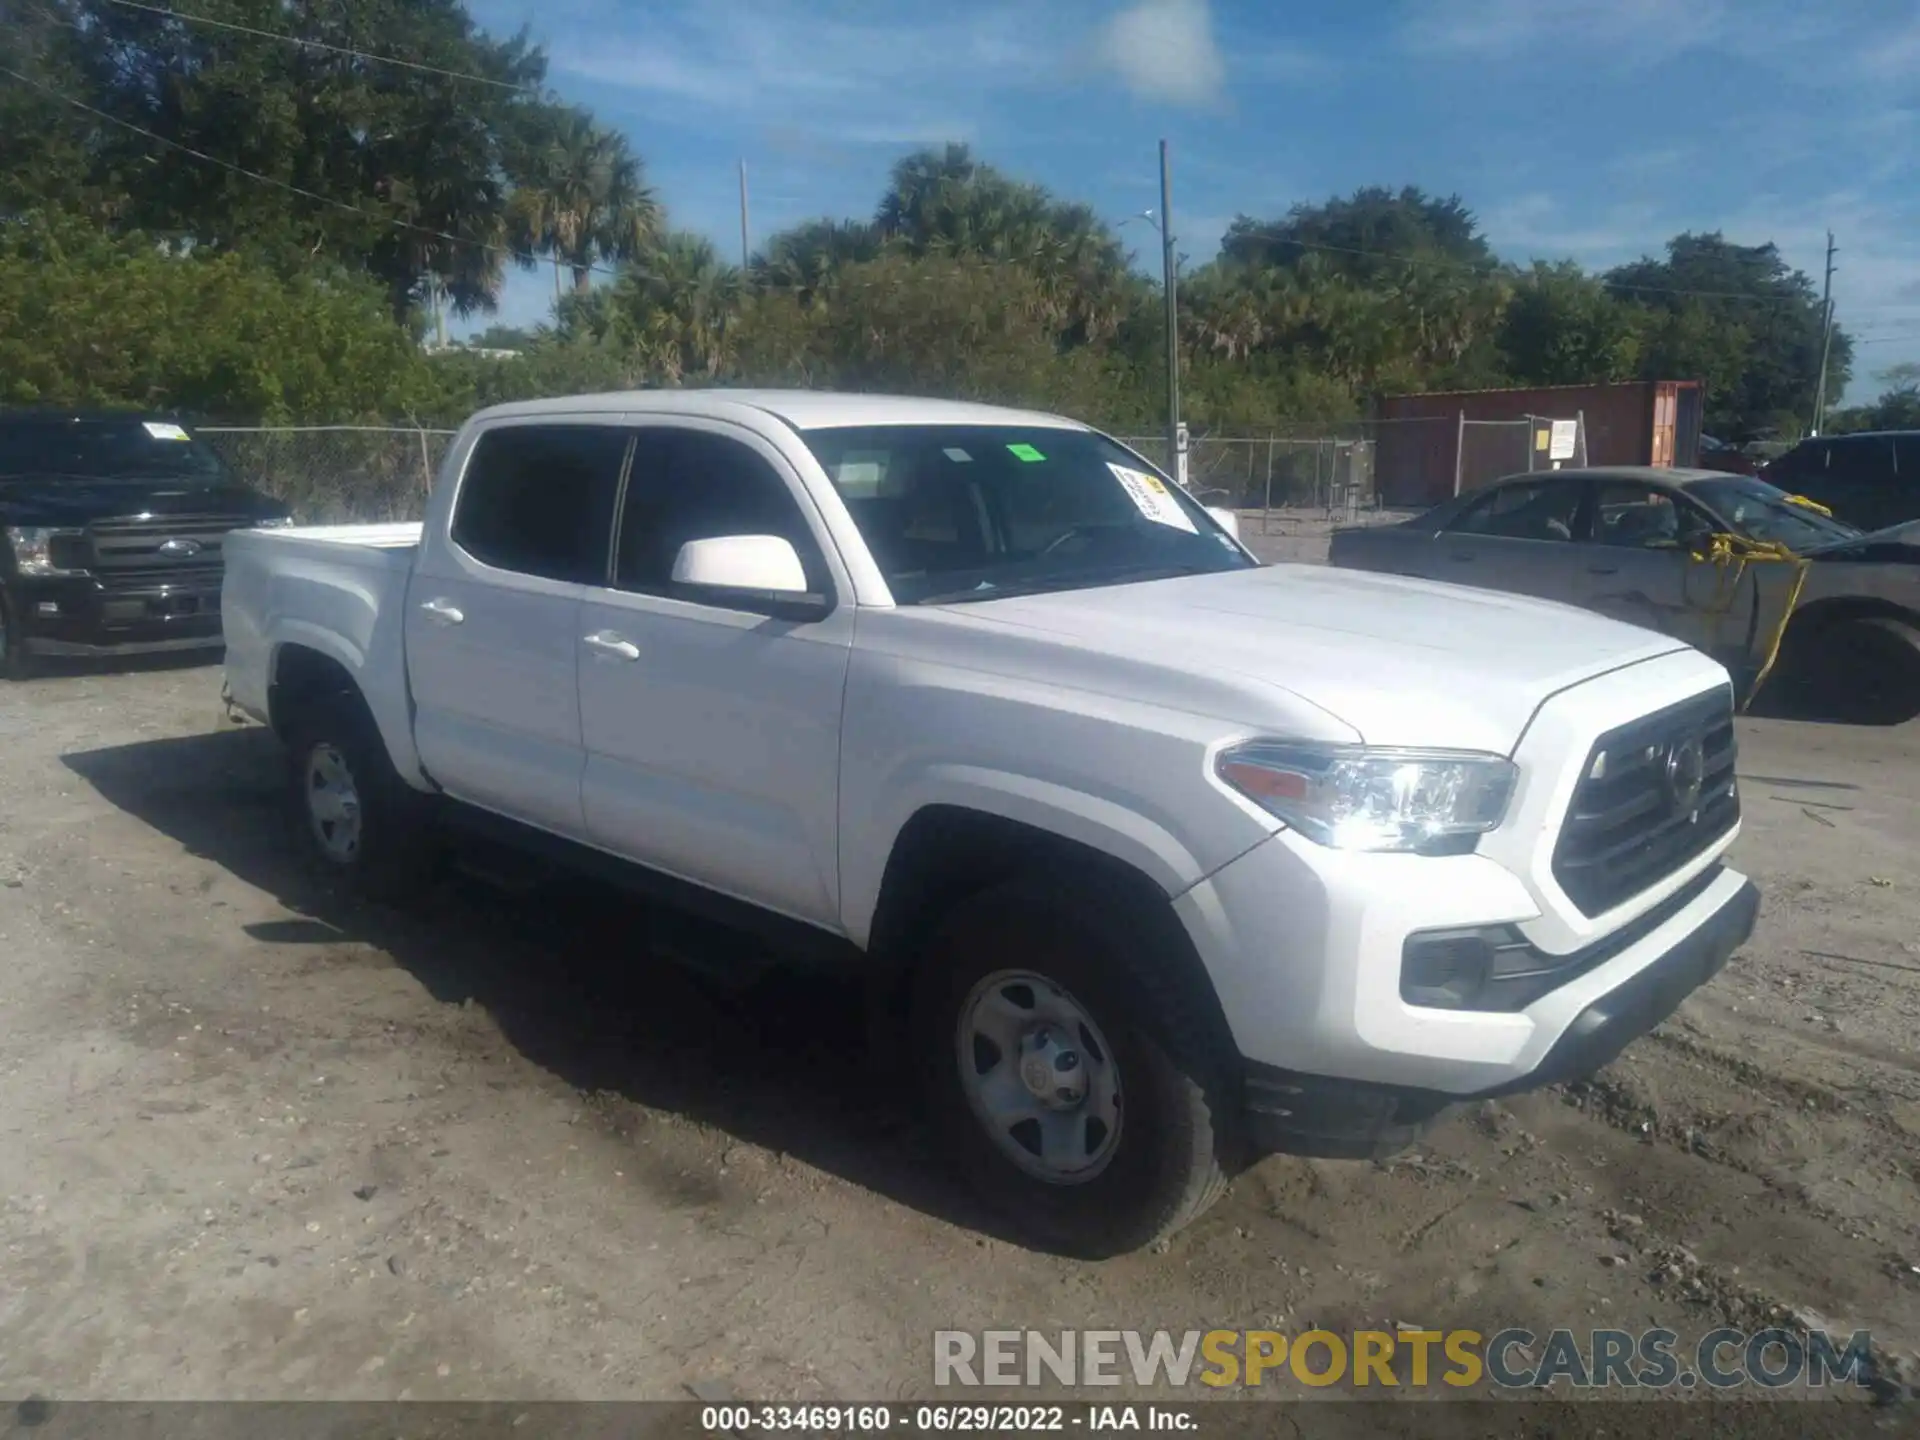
[1107,463,1197,533]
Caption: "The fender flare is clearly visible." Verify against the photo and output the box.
[267,624,429,789]
[845,763,1212,949]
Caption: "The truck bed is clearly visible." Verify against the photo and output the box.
[221,523,421,742]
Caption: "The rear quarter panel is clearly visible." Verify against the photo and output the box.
[222,526,426,786]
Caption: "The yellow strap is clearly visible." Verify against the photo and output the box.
[1783,493,1833,516]
[1686,532,1808,708]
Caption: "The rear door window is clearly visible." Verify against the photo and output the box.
[1448,480,1582,542]
[450,424,629,582]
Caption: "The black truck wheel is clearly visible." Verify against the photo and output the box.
[283,692,440,901]
[912,877,1239,1258]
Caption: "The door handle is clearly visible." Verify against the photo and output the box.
[418,597,464,625]
[1448,551,1477,562]
[582,630,640,661]
[1587,565,1620,576]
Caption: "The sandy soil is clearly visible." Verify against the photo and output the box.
[3,584,1920,1407]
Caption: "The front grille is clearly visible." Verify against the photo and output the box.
[87,513,250,584]
[93,563,225,594]
[1551,687,1739,917]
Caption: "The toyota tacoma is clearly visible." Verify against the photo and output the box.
[222,391,1760,1257]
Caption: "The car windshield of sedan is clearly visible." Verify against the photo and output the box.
[1691,475,1860,550]
[798,424,1254,604]
[0,417,233,483]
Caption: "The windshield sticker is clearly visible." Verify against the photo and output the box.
[943,447,973,462]
[1108,462,1198,533]
[143,421,191,441]
[1006,443,1047,463]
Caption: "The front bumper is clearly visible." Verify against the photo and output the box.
[10,573,224,656]
[1238,874,1758,1157]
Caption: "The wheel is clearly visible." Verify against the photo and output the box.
[911,877,1240,1258]
[0,590,34,681]
[283,692,439,901]
[1764,615,1920,725]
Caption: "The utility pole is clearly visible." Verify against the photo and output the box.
[738,159,751,270]
[1813,229,1837,435]
[1159,139,1181,486]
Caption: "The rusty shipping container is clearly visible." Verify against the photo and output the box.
[1373,380,1704,508]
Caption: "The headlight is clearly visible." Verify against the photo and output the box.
[253,516,296,529]
[5,526,88,576]
[1215,741,1517,853]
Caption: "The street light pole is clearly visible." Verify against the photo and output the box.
[1159,139,1181,486]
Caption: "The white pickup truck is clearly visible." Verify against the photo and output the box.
[222,390,1759,1257]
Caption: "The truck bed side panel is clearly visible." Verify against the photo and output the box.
[222,526,429,789]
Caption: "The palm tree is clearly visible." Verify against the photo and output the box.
[506,108,662,298]
[753,218,885,310]
[611,231,745,383]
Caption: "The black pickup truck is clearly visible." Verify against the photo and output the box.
[0,410,293,678]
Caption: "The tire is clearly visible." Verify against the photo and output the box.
[1766,615,1920,725]
[0,590,34,681]
[283,691,440,902]
[911,876,1240,1258]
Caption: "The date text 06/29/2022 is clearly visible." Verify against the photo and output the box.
[701,1405,1193,1433]
[930,1326,1878,1392]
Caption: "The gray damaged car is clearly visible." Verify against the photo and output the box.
[1328,466,1920,722]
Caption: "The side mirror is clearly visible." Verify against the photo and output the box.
[1205,506,1240,540]
[671,535,825,613]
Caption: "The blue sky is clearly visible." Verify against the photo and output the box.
[458,0,1920,403]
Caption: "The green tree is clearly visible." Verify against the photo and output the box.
[0,210,441,421]
[1824,364,1920,434]
[16,0,551,320]
[752,219,887,310]
[874,145,1136,345]
[1221,186,1497,284]
[505,106,662,299]
[734,251,1124,412]
[1499,262,1643,385]
[1605,233,1846,440]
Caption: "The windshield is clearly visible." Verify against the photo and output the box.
[798,424,1254,603]
[0,417,234,483]
[1690,475,1860,550]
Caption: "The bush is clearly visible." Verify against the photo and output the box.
[0,211,443,423]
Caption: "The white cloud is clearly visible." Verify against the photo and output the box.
[1094,0,1226,106]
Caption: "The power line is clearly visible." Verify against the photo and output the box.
[0,62,646,283]
[94,0,541,94]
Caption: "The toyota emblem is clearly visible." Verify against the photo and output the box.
[156,537,202,558]
[1664,736,1706,818]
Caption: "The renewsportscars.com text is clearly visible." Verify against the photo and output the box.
[932,1327,1876,1391]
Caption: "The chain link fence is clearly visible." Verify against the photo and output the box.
[1116,427,1384,533]
[1456,415,1590,497]
[199,425,454,523]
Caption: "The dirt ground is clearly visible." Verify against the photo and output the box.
[4,554,1920,1405]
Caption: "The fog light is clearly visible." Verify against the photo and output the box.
[1400,934,1494,1008]
[34,601,60,616]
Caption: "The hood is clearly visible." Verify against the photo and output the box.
[0,475,289,526]
[1798,517,1920,558]
[938,565,1691,753]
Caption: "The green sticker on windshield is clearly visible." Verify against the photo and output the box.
[1006,443,1046,463]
